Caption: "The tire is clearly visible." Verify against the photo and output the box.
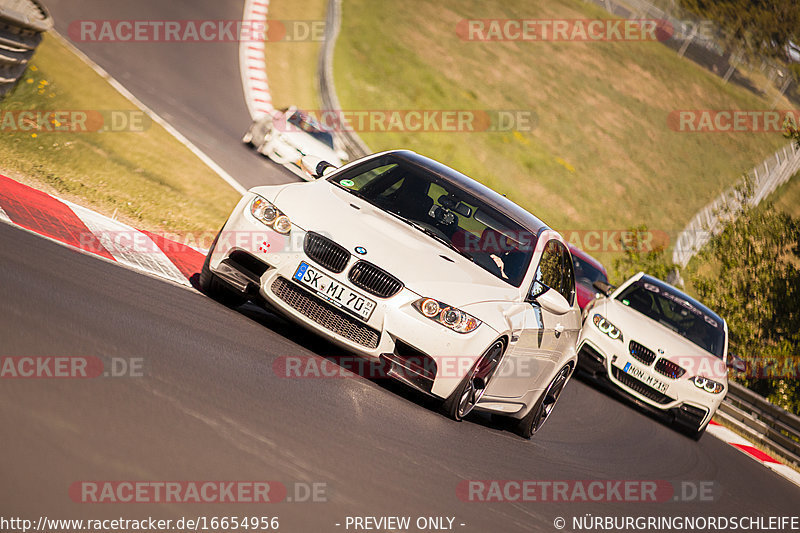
[199,229,247,308]
[515,365,572,438]
[442,340,505,421]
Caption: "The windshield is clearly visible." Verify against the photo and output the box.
[288,112,335,149]
[616,280,725,358]
[328,157,536,287]
[573,255,607,287]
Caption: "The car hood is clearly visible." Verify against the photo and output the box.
[276,130,343,165]
[598,298,727,380]
[272,181,522,307]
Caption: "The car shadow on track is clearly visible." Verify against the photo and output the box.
[189,275,518,435]
[573,370,701,441]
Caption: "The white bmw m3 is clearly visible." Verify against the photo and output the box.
[577,272,743,439]
[201,150,581,436]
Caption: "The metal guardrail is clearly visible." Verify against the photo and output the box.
[318,0,371,160]
[719,381,800,469]
[672,142,800,267]
[0,0,52,98]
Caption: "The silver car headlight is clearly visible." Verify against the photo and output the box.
[250,195,291,234]
[593,313,623,342]
[413,298,481,334]
[689,376,725,394]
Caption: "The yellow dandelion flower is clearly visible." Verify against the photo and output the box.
[30,65,38,71]
[26,78,33,84]
[31,133,37,138]
[555,157,575,173]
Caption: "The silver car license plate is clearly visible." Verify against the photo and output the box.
[623,361,669,394]
[293,262,376,321]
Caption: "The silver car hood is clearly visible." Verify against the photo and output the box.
[598,298,727,380]
[277,130,344,166]
[272,181,521,307]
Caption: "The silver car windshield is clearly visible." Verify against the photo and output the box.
[287,112,335,149]
[329,159,536,287]
[616,280,725,358]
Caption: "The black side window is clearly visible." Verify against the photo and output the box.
[533,240,574,306]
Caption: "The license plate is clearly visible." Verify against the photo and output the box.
[623,361,668,394]
[293,262,376,321]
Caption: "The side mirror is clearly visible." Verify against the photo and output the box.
[300,156,338,179]
[592,280,615,296]
[727,354,746,373]
[528,280,549,301]
[535,289,572,315]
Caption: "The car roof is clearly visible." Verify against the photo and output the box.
[635,273,725,326]
[567,244,607,274]
[385,150,550,234]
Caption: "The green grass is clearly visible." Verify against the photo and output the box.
[0,33,241,235]
[769,170,800,218]
[262,0,327,111]
[333,0,789,261]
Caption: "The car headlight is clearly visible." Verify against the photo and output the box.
[593,313,623,342]
[250,196,291,234]
[413,298,481,334]
[690,376,725,394]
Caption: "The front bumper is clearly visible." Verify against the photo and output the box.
[208,196,502,400]
[576,329,724,429]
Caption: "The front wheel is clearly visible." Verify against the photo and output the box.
[199,229,247,308]
[515,365,572,438]
[442,340,505,421]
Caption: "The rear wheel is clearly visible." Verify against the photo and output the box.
[442,340,505,421]
[199,229,247,308]
[515,365,571,438]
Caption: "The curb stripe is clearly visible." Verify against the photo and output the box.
[0,175,199,288]
[0,175,114,260]
[730,443,781,464]
[141,229,205,281]
[240,0,274,119]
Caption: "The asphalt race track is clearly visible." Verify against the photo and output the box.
[3,223,799,529]
[2,1,799,531]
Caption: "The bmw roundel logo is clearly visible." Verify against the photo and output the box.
[658,348,665,354]
[355,246,367,255]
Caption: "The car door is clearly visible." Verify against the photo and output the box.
[484,239,569,399]
[554,241,581,358]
